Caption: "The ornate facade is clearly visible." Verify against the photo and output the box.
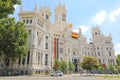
[0,3,116,75]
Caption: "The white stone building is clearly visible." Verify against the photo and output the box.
[0,3,116,75]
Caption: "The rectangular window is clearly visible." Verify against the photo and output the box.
[60,48,63,53]
[62,13,66,21]
[45,54,48,65]
[18,57,21,65]
[26,20,29,24]
[30,19,32,23]
[45,43,48,49]
[98,52,100,56]
[109,51,111,56]
[22,57,25,65]
[27,51,30,64]
[29,30,31,34]
[46,14,49,20]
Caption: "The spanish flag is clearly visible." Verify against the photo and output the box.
[72,32,78,39]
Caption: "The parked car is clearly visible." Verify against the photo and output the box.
[50,71,63,77]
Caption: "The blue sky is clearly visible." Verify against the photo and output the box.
[13,0,120,55]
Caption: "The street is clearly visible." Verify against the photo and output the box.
[0,74,120,80]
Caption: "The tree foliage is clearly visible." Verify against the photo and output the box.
[116,54,120,66]
[0,0,21,19]
[54,60,61,71]
[0,18,28,67]
[81,56,99,70]
[60,60,67,73]
[68,61,74,72]
[109,64,114,73]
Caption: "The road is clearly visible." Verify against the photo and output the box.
[0,74,119,80]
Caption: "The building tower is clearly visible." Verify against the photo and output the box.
[40,4,51,21]
[54,2,66,23]
[92,25,102,43]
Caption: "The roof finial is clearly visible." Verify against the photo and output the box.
[58,0,61,5]
[34,3,38,13]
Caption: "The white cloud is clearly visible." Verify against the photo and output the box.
[91,10,107,25]
[14,5,19,10]
[115,43,120,55]
[73,25,90,34]
[109,8,120,22]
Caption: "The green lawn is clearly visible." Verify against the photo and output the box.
[101,75,120,78]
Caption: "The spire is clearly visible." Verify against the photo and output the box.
[58,0,62,6]
[109,33,111,37]
[79,28,82,34]
[34,3,38,13]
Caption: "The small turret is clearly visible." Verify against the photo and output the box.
[79,28,82,34]
[39,4,51,21]
[34,4,38,13]
[92,25,101,37]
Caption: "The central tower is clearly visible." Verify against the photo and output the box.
[54,2,66,24]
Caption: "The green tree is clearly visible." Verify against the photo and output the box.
[0,18,28,69]
[98,65,103,74]
[81,56,99,71]
[68,61,74,74]
[109,64,114,73]
[117,66,120,73]
[116,54,120,65]
[0,0,21,19]
[60,60,67,73]
[54,60,61,71]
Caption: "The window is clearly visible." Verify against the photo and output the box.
[26,20,29,24]
[46,14,49,20]
[95,32,97,35]
[62,13,66,21]
[27,51,30,64]
[45,43,48,49]
[37,32,39,35]
[106,48,108,50]
[97,47,99,49]
[73,52,75,56]
[109,51,111,56]
[22,57,25,65]
[99,59,101,64]
[23,20,25,23]
[18,57,21,65]
[6,59,10,66]
[60,48,63,53]
[29,30,31,34]
[30,19,32,23]
[45,54,48,65]
[46,36,48,39]
[98,52,100,56]
[38,53,40,65]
